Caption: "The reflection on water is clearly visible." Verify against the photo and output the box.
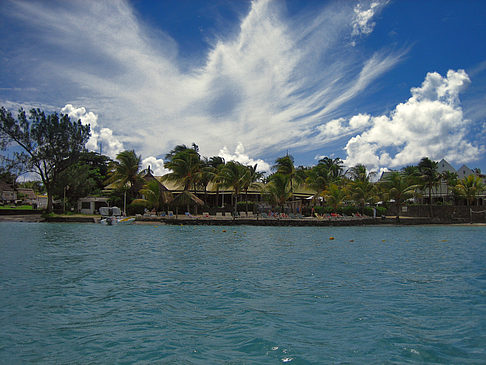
[1,223,485,363]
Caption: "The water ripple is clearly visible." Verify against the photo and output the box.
[0,223,485,363]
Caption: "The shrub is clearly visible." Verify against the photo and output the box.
[237,201,256,212]
[127,199,149,215]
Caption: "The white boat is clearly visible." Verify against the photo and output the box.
[99,207,135,225]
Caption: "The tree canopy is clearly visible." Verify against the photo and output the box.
[0,107,90,211]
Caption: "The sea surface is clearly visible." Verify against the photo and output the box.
[0,222,485,364]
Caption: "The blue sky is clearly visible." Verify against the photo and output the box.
[1,0,485,175]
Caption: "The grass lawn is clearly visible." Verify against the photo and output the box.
[0,205,34,210]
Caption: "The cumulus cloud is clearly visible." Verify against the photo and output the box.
[218,143,270,172]
[61,104,167,174]
[142,156,168,176]
[1,0,403,162]
[343,69,482,170]
[351,1,387,37]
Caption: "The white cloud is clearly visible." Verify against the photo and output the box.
[351,1,387,37]
[1,0,403,163]
[62,104,166,174]
[343,69,482,170]
[142,156,168,176]
[61,104,99,151]
[218,143,270,172]
[61,104,125,158]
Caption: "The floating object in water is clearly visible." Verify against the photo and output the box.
[349,239,354,242]
[222,230,226,232]
[441,239,448,242]
[329,237,335,240]
[382,239,386,242]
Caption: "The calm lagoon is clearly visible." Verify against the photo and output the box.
[0,222,485,364]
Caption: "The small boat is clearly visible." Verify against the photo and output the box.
[99,207,135,225]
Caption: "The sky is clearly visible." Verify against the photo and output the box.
[1,0,485,176]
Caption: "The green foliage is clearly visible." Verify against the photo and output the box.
[140,179,172,210]
[314,205,386,216]
[237,201,256,211]
[163,148,202,191]
[0,205,33,210]
[18,180,45,194]
[107,150,143,190]
[127,199,149,215]
[52,152,112,206]
[264,173,292,210]
[0,107,90,212]
[454,175,485,206]
[381,171,418,217]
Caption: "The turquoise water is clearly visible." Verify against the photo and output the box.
[0,223,485,364]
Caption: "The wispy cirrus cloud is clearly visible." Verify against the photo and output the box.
[1,0,398,169]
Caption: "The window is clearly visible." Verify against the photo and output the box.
[81,202,91,210]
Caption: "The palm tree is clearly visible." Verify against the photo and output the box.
[217,161,249,218]
[107,150,144,214]
[272,155,302,194]
[242,164,263,215]
[305,163,331,207]
[347,164,376,182]
[139,179,172,212]
[441,171,458,203]
[207,156,225,208]
[349,179,377,214]
[107,150,143,189]
[455,175,485,206]
[264,173,292,213]
[319,157,344,180]
[322,183,347,211]
[418,157,440,217]
[382,171,418,220]
[163,148,203,213]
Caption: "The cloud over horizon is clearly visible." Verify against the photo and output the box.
[342,69,483,170]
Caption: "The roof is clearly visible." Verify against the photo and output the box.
[437,159,456,174]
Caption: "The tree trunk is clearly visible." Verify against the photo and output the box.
[245,189,249,216]
[46,183,53,213]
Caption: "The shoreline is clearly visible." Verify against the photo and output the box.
[1,214,484,226]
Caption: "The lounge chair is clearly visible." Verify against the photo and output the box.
[202,212,210,218]
[168,211,174,218]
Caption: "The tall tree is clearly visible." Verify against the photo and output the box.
[52,152,112,209]
[305,163,331,203]
[382,171,418,220]
[418,157,440,216]
[273,155,302,193]
[107,150,145,213]
[208,156,225,208]
[347,164,376,183]
[322,183,347,211]
[217,161,249,217]
[319,157,344,180]
[163,148,203,213]
[0,107,90,212]
[454,175,485,206]
[242,164,263,215]
[441,170,458,203]
[264,173,292,213]
[139,179,172,211]
[349,179,377,214]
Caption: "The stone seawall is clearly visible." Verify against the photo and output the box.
[139,217,471,226]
